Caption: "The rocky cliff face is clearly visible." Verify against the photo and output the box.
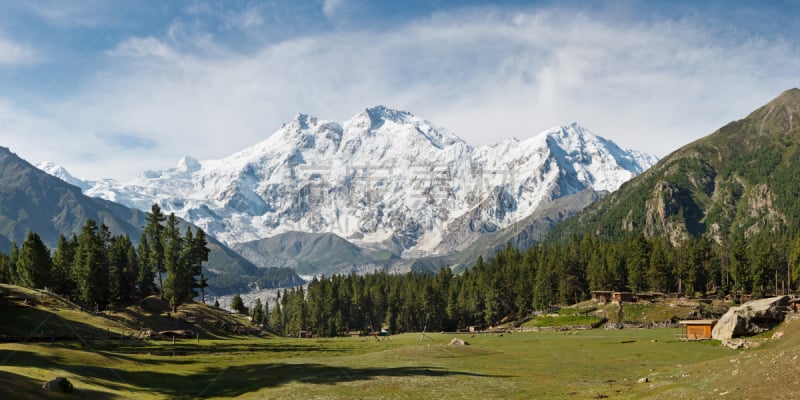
[550,88,800,245]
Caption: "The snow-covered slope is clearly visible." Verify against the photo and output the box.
[46,106,657,256]
[36,161,92,191]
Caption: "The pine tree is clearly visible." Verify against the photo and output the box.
[136,235,156,298]
[72,219,110,310]
[269,293,283,333]
[626,234,651,292]
[190,228,210,304]
[163,215,193,313]
[16,231,52,289]
[250,298,265,325]
[144,204,166,297]
[0,253,11,284]
[231,294,246,314]
[108,235,138,306]
[9,240,19,285]
[789,234,800,289]
[51,234,77,296]
[648,236,674,293]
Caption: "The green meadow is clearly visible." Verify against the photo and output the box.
[1,328,743,399]
[3,283,799,399]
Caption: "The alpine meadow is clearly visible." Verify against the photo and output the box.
[3,2,800,399]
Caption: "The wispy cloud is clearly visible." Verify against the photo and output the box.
[3,4,799,181]
[0,37,37,65]
[103,133,157,151]
[323,0,347,19]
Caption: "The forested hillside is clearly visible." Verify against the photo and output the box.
[263,89,800,337]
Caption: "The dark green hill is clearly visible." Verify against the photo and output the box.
[232,231,398,276]
[0,147,299,295]
[548,88,800,243]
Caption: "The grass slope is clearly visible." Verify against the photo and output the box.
[2,284,799,399]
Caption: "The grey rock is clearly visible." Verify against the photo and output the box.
[712,296,790,340]
[42,377,73,393]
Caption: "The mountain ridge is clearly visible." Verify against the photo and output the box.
[546,88,800,244]
[0,146,301,295]
[47,107,655,260]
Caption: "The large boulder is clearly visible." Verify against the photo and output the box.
[712,296,790,340]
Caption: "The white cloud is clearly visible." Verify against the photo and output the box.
[7,6,800,181]
[0,37,36,65]
[111,37,176,59]
[24,0,120,28]
[323,0,347,19]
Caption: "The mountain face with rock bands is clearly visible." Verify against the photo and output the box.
[547,88,800,244]
[44,107,656,265]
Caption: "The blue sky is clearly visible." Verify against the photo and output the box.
[0,0,798,180]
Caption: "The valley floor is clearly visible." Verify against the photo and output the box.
[4,325,799,399]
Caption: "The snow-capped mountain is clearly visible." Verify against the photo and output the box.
[36,161,92,191]
[43,106,658,257]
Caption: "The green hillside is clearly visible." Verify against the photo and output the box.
[0,147,299,295]
[549,88,800,244]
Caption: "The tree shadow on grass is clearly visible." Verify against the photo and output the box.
[0,369,117,400]
[2,347,509,399]
[128,362,511,398]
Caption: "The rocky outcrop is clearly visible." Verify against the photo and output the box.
[711,296,790,340]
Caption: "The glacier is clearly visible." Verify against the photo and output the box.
[40,106,658,257]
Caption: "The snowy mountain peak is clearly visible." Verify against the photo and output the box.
[177,155,201,172]
[364,105,413,124]
[71,108,658,256]
[36,161,90,190]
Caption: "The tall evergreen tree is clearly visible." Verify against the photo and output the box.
[9,240,19,285]
[163,215,193,312]
[0,253,11,284]
[136,235,156,298]
[626,234,651,292]
[648,236,674,293]
[189,228,210,303]
[16,231,52,289]
[270,292,283,333]
[231,293,246,314]
[108,235,138,306]
[144,204,166,297]
[250,298,265,325]
[72,219,110,310]
[50,234,77,296]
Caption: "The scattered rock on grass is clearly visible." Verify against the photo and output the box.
[449,338,469,346]
[42,377,73,393]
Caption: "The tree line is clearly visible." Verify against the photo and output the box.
[264,230,800,337]
[0,204,209,312]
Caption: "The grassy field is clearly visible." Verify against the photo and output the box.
[2,284,800,399]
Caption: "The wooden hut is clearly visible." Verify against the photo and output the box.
[678,320,717,340]
[591,291,613,303]
[612,292,635,303]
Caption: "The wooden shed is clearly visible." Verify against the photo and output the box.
[591,291,613,303]
[612,292,635,303]
[678,320,717,340]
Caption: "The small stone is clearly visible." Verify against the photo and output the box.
[42,377,73,393]
[637,377,649,384]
